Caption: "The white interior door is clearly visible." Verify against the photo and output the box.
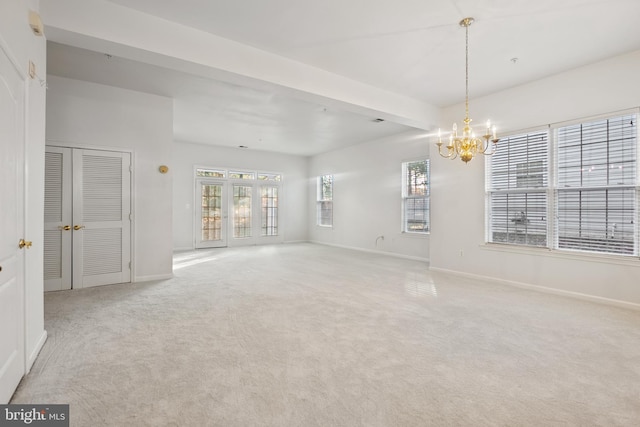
[44,147,72,292]
[196,180,227,248]
[0,42,26,403]
[72,149,131,288]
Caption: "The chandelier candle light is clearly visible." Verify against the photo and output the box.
[436,17,499,163]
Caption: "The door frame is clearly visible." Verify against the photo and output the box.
[46,142,135,285]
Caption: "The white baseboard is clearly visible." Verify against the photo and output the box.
[134,274,173,283]
[26,330,48,374]
[429,267,640,311]
[311,240,429,263]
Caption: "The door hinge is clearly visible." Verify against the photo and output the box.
[129,165,133,172]
[128,261,131,269]
[129,213,133,221]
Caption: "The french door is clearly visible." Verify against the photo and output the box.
[44,147,131,290]
[195,179,281,248]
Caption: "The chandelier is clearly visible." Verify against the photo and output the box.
[436,17,499,164]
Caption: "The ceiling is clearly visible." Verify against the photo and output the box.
[45,0,640,156]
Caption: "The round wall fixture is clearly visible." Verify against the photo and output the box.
[159,165,169,174]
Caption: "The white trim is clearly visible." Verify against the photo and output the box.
[429,266,640,311]
[311,241,429,262]
[134,274,173,282]
[25,331,47,374]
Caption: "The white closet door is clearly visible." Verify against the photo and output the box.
[72,149,131,288]
[0,42,25,403]
[43,147,72,292]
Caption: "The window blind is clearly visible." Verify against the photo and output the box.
[555,115,637,255]
[488,130,548,247]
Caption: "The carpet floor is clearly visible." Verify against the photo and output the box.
[11,243,640,426]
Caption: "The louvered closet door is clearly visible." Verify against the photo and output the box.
[72,149,131,288]
[44,147,73,291]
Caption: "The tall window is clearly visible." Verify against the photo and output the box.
[317,174,333,227]
[261,186,278,236]
[487,131,548,246]
[487,112,638,256]
[402,160,430,233]
[556,114,637,255]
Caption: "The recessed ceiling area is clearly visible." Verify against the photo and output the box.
[47,42,414,156]
[42,0,640,156]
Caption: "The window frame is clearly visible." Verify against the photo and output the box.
[485,110,639,258]
[317,174,333,227]
[402,159,430,234]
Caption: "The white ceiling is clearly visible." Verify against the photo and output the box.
[45,0,640,156]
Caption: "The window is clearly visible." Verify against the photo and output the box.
[229,171,255,180]
[487,131,548,246]
[487,112,638,256]
[402,160,430,233]
[261,186,278,236]
[317,174,333,227]
[196,168,225,178]
[233,185,252,238]
[556,114,637,255]
[201,183,223,241]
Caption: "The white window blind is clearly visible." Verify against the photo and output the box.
[488,130,548,246]
[555,114,637,255]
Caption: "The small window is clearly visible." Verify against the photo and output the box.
[317,174,333,227]
[229,171,256,180]
[402,160,429,233]
[258,173,282,182]
[196,168,225,178]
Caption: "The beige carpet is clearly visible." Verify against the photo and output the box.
[11,243,640,426]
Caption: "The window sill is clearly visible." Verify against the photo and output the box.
[400,231,430,238]
[480,242,640,266]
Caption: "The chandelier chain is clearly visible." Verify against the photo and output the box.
[465,21,469,121]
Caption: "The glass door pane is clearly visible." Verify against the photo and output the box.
[196,180,227,248]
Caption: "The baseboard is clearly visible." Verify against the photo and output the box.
[311,240,429,262]
[134,274,173,283]
[173,246,194,252]
[429,267,640,311]
[26,330,48,374]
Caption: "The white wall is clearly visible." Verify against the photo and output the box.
[431,50,640,307]
[0,0,48,371]
[172,141,308,250]
[46,76,174,281]
[308,130,430,260]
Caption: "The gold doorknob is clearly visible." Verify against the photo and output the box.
[58,225,71,231]
[73,225,85,230]
[19,239,32,249]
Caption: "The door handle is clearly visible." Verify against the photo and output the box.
[19,239,32,249]
[74,225,85,230]
[58,225,71,231]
